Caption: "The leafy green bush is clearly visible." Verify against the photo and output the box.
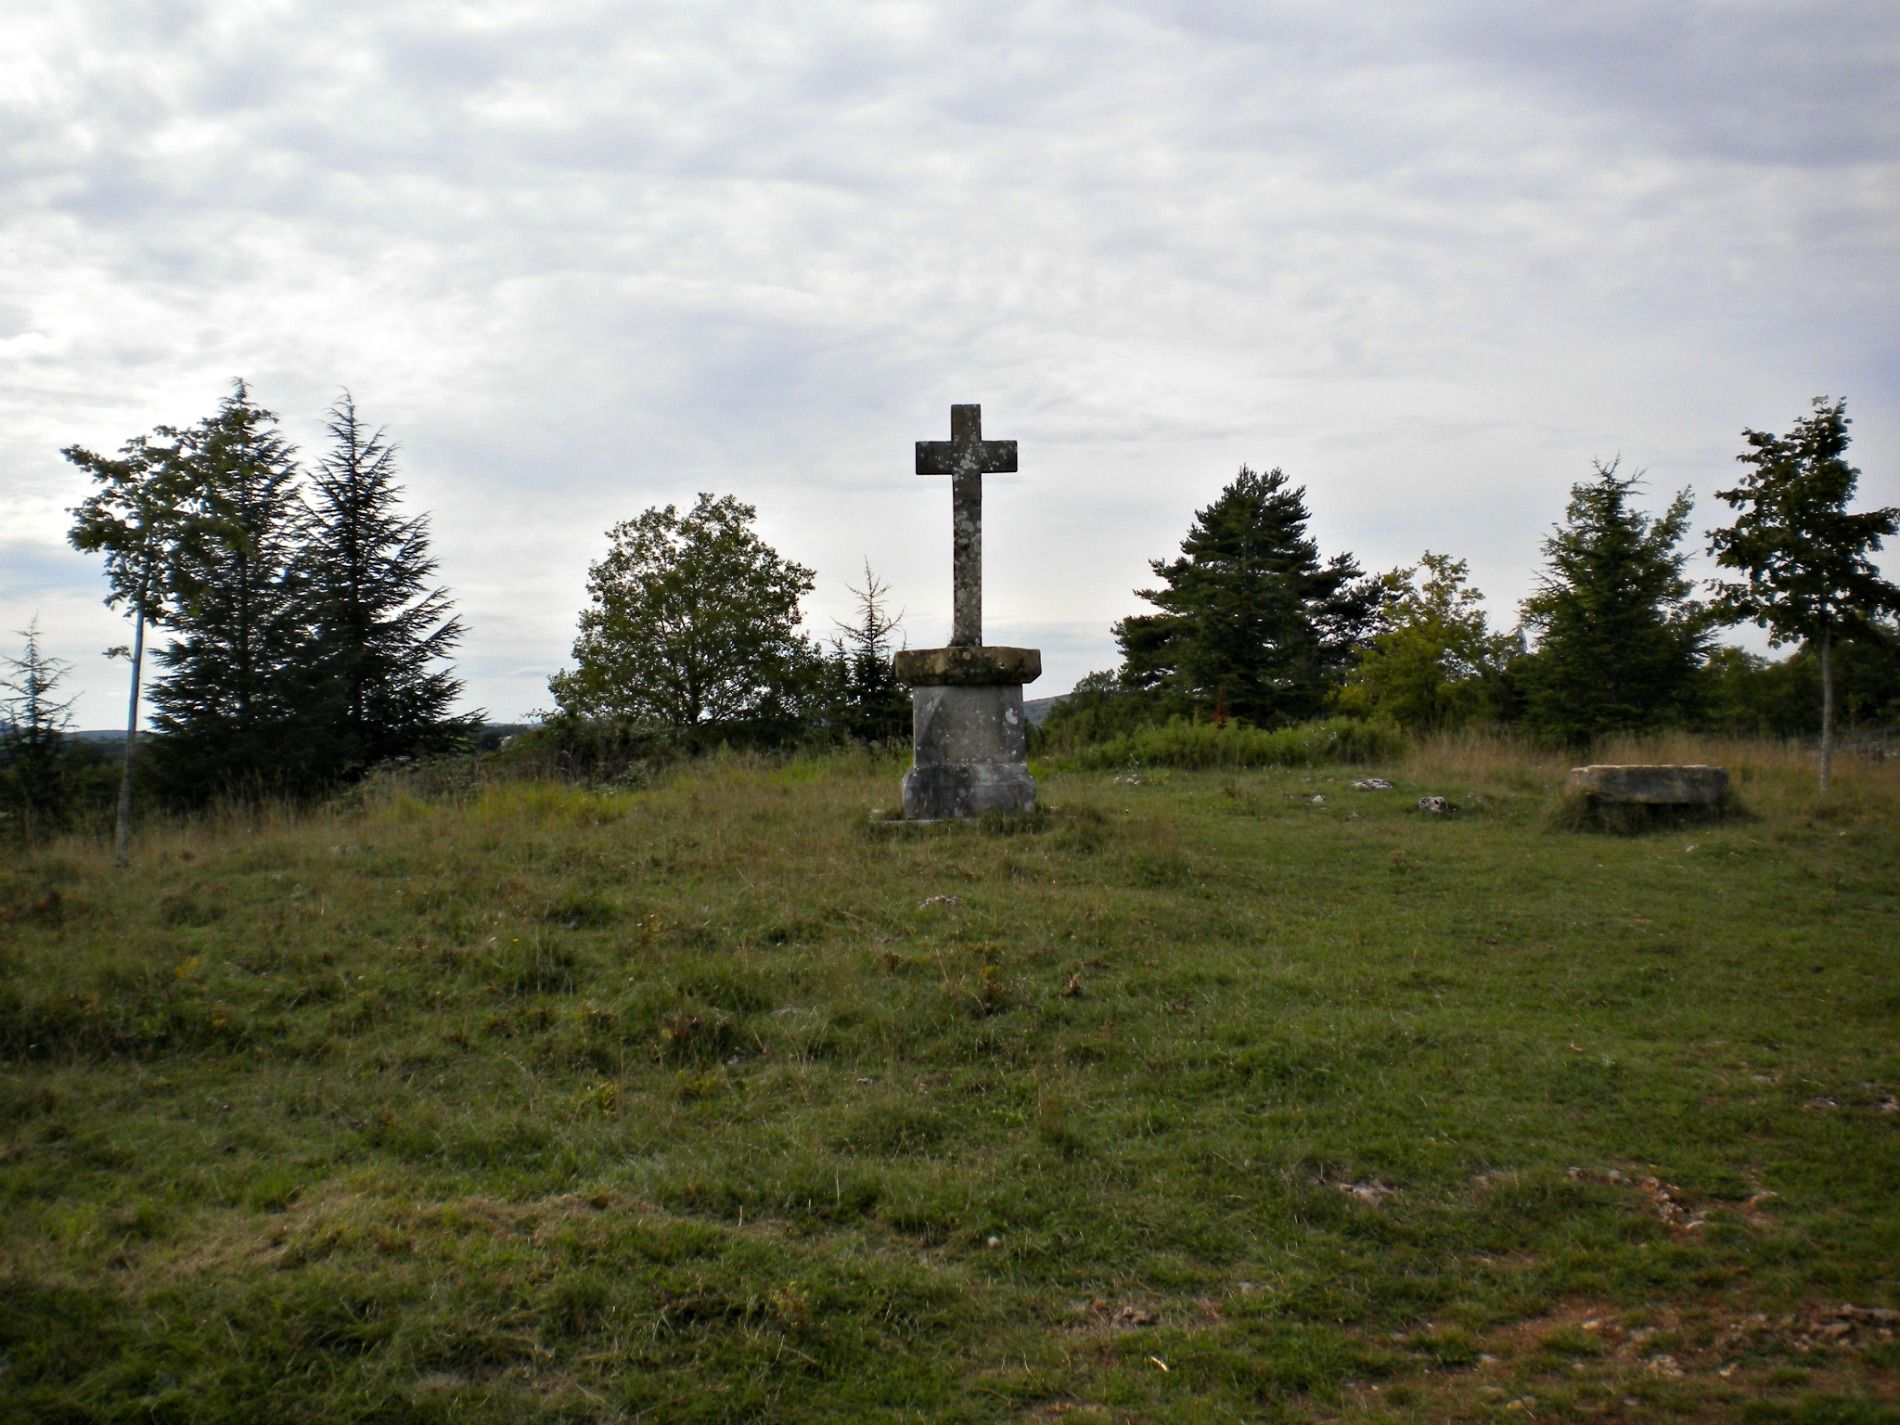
[1060,715,1404,770]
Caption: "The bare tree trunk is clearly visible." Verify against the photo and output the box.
[114,592,146,868]
[1818,625,1834,793]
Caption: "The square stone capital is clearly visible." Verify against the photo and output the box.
[893,645,1041,687]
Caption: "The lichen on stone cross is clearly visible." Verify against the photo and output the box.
[915,404,1018,647]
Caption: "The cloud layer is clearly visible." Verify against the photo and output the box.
[5,0,1897,723]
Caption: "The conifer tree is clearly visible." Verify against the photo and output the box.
[830,561,909,743]
[1,621,77,838]
[1518,460,1709,744]
[1115,466,1382,725]
[300,392,474,776]
[146,382,311,798]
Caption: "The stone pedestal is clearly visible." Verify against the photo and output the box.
[894,646,1040,821]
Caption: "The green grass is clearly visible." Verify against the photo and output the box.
[2,743,1896,1422]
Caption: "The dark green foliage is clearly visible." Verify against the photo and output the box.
[299,391,477,778]
[825,562,909,744]
[1709,398,1900,787]
[1701,633,1900,738]
[1039,668,1164,747]
[1711,399,1900,649]
[508,718,696,783]
[0,623,77,838]
[1115,466,1385,725]
[68,384,473,817]
[64,429,197,630]
[549,493,818,731]
[144,383,312,800]
[1517,460,1710,744]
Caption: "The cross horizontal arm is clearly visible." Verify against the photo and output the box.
[915,439,1018,476]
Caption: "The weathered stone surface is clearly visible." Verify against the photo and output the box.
[901,684,1036,820]
[916,405,1017,647]
[1565,764,1729,806]
[893,645,1041,688]
[899,403,1040,820]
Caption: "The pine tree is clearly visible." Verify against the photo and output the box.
[1115,466,1382,725]
[300,392,474,777]
[147,382,312,799]
[1518,460,1709,744]
[1708,398,1900,789]
[830,561,909,743]
[1,621,77,838]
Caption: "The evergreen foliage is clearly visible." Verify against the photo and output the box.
[1114,466,1385,725]
[1335,552,1516,730]
[1,621,77,837]
[1708,397,1900,786]
[827,562,909,744]
[1518,461,1709,744]
[301,392,476,777]
[68,382,474,816]
[145,382,311,798]
[550,493,817,731]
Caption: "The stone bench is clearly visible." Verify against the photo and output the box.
[1565,764,1728,806]
[1563,764,1729,827]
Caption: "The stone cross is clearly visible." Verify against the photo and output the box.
[916,404,1017,647]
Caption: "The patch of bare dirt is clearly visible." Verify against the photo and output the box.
[1564,1165,1781,1235]
[1331,1297,1898,1423]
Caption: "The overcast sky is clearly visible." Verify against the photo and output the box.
[5,0,1897,727]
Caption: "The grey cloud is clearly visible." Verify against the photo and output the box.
[3,0,1894,730]
[0,541,94,606]
[1414,2,1900,166]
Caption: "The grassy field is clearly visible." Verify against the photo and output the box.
[1,739,1896,1422]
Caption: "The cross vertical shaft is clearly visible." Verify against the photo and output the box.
[950,405,982,645]
[916,403,1017,647]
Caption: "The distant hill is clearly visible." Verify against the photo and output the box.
[1023,694,1066,727]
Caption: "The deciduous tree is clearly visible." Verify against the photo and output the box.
[1708,398,1900,788]
[1336,552,1515,730]
[550,494,817,730]
[66,424,198,862]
